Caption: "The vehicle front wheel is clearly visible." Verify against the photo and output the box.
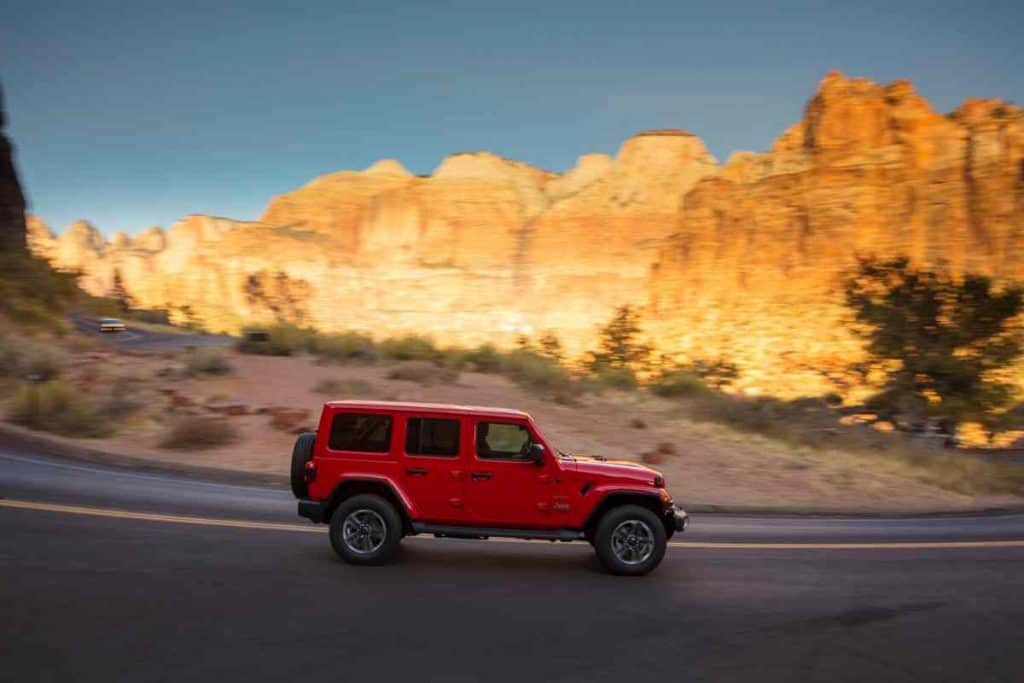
[329,494,403,565]
[593,505,667,576]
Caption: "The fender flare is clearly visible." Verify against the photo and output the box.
[323,475,418,529]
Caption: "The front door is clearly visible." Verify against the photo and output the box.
[399,414,467,523]
[465,419,567,528]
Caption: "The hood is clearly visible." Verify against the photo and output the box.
[569,454,663,485]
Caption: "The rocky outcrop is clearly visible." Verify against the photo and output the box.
[30,73,1024,395]
[0,86,27,252]
[649,72,1024,393]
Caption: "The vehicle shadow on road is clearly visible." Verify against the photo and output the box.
[294,540,618,577]
[398,541,603,574]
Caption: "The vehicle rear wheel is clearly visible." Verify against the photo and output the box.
[329,494,403,565]
[593,505,666,576]
[290,432,316,498]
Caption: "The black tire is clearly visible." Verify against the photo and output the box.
[593,505,667,576]
[290,432,316,498]
[329,494,403,565]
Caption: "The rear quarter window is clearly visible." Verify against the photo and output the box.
[328,413,393,453]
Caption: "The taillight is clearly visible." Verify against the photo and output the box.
[304,460,317,482]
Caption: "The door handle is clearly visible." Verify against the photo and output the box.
[406,467,428,477]
[470,471,493,481]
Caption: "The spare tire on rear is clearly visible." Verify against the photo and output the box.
[290,432,316,498]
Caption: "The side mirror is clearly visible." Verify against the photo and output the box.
[526,442,545,467]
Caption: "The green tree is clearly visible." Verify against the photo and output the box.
[844,257,1024,439]
[537,331,564,364]
[110,268,133,313]
[586,305,651,371]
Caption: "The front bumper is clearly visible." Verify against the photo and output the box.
[669,505,689,533]
[297,498,326,523]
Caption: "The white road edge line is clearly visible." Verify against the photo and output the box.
[4,498,1024,550]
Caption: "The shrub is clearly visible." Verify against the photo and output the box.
[0,338,63,381]
[387,361,458,385]
[379,334,439,362]
[498,349,571,393]
[158,416,239,450]
[8,380,112,437]
[0,338,19,377]
[236,323,316,356]
[689,395,789,437]
[22,346,63,382]
[314,377,374,396]
[0,253,79,330]
[536,332,564,364]
[185,348,233,376]
[687,358,740,389]
[591,365,638,390]
[649,369,710,397]
[130,308,172,325]
[103,385,144,420]
[312,332,379,363]
[433,343,578,401]
[460,344,504,372]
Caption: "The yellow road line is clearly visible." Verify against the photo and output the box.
[3,498,1024,550]
[671,540,1024,550]
[0,498,321,534]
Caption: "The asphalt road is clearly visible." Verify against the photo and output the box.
[2,442,1023,682]
[69,313,232,350]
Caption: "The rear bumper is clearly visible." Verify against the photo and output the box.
[669,505,689,533]
[297,498,326,523]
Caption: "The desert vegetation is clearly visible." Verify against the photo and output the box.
[158,415,239,450]
[8,379,113,438]
[221,264,1024,498]
[1,239,1021,504]
[232,267,1024,448]
[844,257,1024,441]
[184,348,233,377]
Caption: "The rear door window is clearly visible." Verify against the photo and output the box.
[328,413,393,453]
[405,417,461,457]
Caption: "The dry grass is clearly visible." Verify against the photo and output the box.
[184,348,233,376]
[8,380,112,438]
[672,392,1024,497]
[313,377,375,396]
[0,336,64,381]
[159,416,240,450]
[387,361,459,386]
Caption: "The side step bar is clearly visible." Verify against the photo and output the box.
[411,522,584,542]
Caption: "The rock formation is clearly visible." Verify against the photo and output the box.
[649,72,1024,393]
[30,72,1024,395]
[0,84,27,252]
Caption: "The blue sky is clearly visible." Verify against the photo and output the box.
[2,0,1022,235]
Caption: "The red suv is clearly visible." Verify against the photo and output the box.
[291,401,687,575]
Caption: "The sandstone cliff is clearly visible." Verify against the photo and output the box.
[35,130,716,348]
[649,72,1024,393]
[31,72,1024,395]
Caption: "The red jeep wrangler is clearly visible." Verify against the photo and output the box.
[291,401,688,575]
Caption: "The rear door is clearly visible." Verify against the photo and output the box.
[399,413,468,523]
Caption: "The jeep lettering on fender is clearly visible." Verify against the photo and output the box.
[292,401,688,576]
